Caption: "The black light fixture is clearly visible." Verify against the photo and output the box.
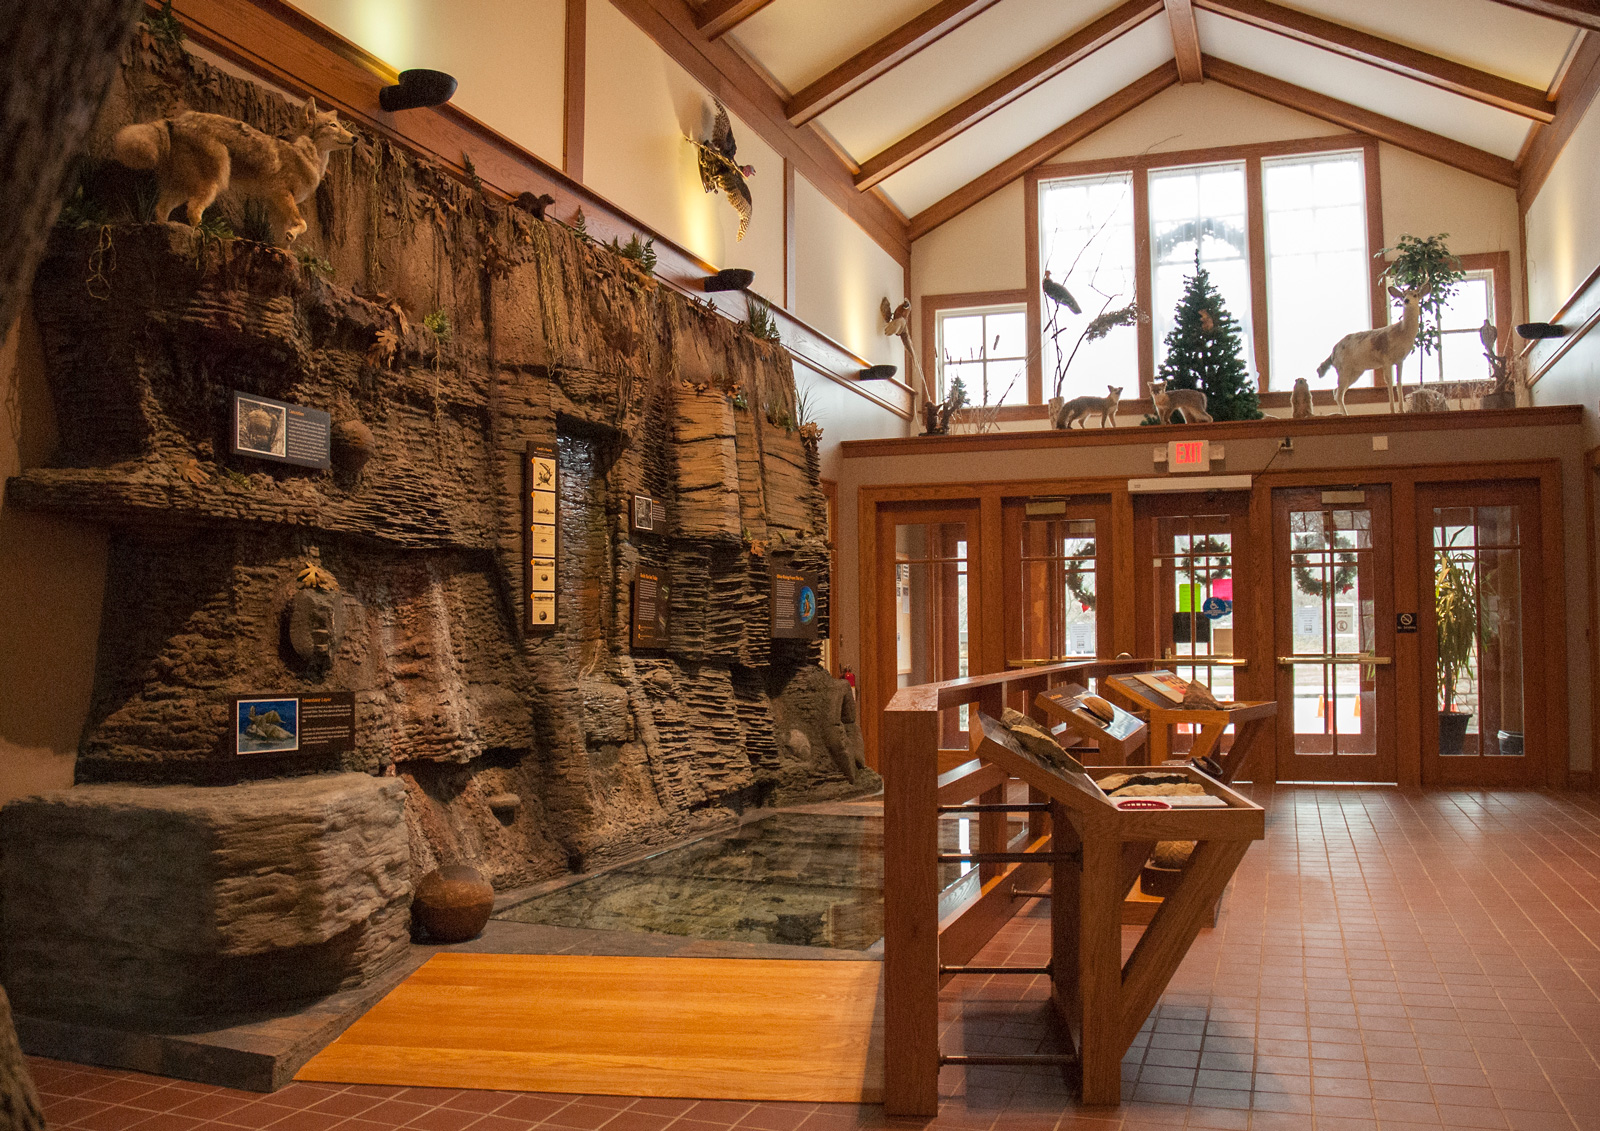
[859,364,898,381]
[703,268,754,292]
[1516,321,1567,340]
[379,69,458,112]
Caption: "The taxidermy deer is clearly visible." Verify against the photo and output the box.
[1315,284,1429,414]
[1150,381,1212,424]
[1055,385,1122,429]
[112,98,355,241]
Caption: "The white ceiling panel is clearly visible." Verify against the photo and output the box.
[815,0,1130,162]
[876,18,1174,216]
[1275,0,1577,90]
[1199,12,1534,159]
[726,0,931,94]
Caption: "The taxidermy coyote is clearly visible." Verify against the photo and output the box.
[113,98,354,241]
[1056,385,1122,428]
[1150,380,1212,424]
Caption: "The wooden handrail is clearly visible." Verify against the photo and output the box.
[885,656,1157,713]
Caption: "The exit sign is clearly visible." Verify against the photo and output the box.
[1168,439,1212,473]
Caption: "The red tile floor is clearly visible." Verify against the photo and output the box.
[26,785,1600,1131]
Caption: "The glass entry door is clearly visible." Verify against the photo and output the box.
[1003,497,1110,665]
[1418,482,1546,786]
[1133,492,1253,706]
[875,502,981,749]
[1272,487,1396,782]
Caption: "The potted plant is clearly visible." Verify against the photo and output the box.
[1434,538,1479,756]
[1377,233,1465,390]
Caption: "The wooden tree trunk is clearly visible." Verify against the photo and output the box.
[0,0,144,342]
[0,988,45,1130]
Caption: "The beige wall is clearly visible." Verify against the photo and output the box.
[794,364,910,484]
[288,0,568,168]
[0,312,107,804]
[793,173,905,369]
[584,0,785,290]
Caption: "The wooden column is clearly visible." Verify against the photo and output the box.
[562,0,586,182]
[1074,817,1126,1105]
[881,702,941,1117]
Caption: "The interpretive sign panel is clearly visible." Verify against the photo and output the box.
[770,567,819,640]
[632,568,670,648]
[231,690,354,756]
[524,442,558,633]
[230,391,331,469]
[629,494,668,534]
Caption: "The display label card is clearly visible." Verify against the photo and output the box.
[231,691,354,756]
[632,568,670,648]
[630,494,668,534]
[771,567,819,640]
[231,392,331,469]
[524,442,558,633]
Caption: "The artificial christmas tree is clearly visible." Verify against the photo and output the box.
[1152,256,1262,422]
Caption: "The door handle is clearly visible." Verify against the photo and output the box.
[1277,654,1392,665]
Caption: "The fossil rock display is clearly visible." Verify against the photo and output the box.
[0,774,409,1026]
[6,40,869,907]
[414,864,495,943]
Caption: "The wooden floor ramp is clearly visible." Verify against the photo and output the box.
[296,953,885,1102]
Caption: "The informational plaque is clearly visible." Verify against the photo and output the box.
[230,690,354,756]
[770,567,819,640]
[230,391,331,469]
[629,494,668,534]
[632,568,670,648]
[524,442,558,633]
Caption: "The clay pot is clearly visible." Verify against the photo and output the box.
[414,864,494,943]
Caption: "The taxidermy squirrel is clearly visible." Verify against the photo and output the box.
[1055,384,1122,428]
[1291,377,1314,418]
[1150,380,1213,424]
[112,98,354,241]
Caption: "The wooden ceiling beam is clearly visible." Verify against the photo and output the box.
[1165,0,1204,83]
[853,0,1163,191]
[1202,56,1520,187]
[610,0,910,263]
[693,0,777,40]
[785,0,1006,126]
[1483,0,1600,33]
[1197,0,1555,121]
[908,62,1181,240]
[1519,30,1600,206]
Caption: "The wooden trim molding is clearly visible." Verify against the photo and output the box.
[1202,56,1521,188]
[693,0,777,40]
[563,0,586,182]
[854,0,1164,191]
[610,0,909,264]
[1525,259,1600,387]
[785,0,1006,126]
[1245,154,1269,390]
[1486,0,1600,32]
[1518,31,1600,208]
[782,158,797,310]
[159,0,910,420]
[1164,0,1204,84]
[1197,0,1556,121]
[908,62,1180,240]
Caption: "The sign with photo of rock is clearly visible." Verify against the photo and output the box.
[230,391,331,469]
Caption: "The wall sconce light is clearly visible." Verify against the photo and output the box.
[703,268,754,292]
[1516,322,1567,340]
[859,364,898,380]
[379,69,458,112]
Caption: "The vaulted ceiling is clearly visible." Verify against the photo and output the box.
[686,0,1596,239]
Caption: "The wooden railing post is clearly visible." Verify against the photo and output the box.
[882,701,941,1117]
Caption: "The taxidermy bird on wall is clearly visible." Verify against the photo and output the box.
[881,297,929,399]
[689,99,754,240]
[1042,270,1081,315]
[1478,318,1498,357]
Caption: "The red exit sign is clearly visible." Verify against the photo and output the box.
[1167,439,1211,472]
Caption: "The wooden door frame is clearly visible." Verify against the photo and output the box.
[1416,479,1552,788]
[1268,484,1399,784]
[856,458,1568,784]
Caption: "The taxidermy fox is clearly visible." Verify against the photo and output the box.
[1150,380,1212,424]
[112,98,354,241]
[1056,385,1122,428]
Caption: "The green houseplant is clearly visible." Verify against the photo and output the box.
[1434,538,1479,756]
[1377,233,1465,387]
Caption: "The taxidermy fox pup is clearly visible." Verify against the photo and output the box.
[1150,381,1213,424]
[113,98,354,241]
[1056,385,1122,428]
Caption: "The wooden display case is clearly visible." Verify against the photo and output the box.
[1103,670,1277,782]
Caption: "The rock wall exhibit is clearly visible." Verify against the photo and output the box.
[1,31,873,1018]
